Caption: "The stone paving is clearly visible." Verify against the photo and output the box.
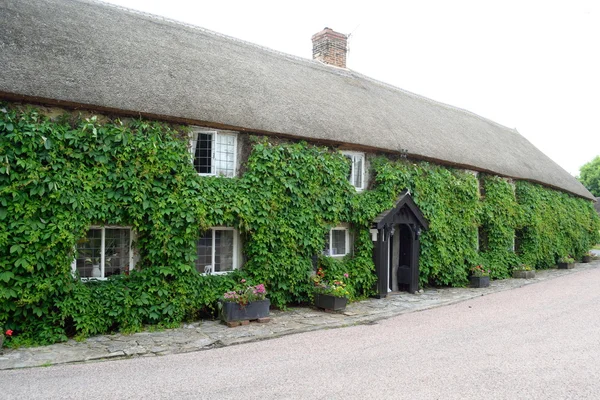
[1,259,599,370]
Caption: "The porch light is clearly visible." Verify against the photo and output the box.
[369,228,379,241]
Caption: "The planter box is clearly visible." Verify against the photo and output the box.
[558,262,574,269]
[583,256,592,263]
[314,293,348,311]
[513,270,535,279]
[219,299,270,323]
[469,276,489,288]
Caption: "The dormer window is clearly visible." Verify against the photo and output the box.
[190,130,237,177]
[341,151,365,190]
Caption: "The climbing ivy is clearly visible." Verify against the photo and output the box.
[1,103,598,346]
[515,181,600,268]
[478,175,523,279]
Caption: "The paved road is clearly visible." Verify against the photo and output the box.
[2,268,600,399]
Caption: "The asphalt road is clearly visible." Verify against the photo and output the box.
[2,267,600,399]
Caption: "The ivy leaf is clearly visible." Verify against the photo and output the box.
[0,271,14,282]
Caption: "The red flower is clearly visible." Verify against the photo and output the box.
[5,329,13,336]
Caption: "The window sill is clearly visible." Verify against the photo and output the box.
[197,173,235,178]
[201,271,236,276]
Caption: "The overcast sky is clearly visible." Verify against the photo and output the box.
[103,0,599,176]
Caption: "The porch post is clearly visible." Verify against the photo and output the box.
[373,227,388,298]
[409,228,420,293]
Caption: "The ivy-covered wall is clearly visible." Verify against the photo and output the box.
[1,103,599,345]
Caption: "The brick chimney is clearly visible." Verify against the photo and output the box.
[311,27,348,68]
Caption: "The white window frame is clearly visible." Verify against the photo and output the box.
[341,151,365,191]
[326,226,350,257]
[197,227,240,275]
[189,129,238,177]
[71,225,135,281]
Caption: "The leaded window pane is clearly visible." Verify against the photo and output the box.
[194,133,214,174]
[74,227,130,278]
[214,230,234,272]
[344,155,353,182]
[196,230,213,273]
[331,230,347,255]
[104,228,130,277]
[353,156,363,188]
[214,134,235,177]
[323,231,331,256]
[196,229,236,273]
[75,228,102,278]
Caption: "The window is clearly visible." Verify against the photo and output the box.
[342,151,365,190]
[190,130,237,177]
[72,226,134,279]
[196,227,240,274]
[324,227,350,257]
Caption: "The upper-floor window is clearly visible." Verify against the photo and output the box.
[196,227,240,274]
[71,226,134,279]
[324,226,350,257]
[190,130,237,177]
[342,151,365,190]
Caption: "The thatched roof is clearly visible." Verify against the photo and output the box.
[0,0,594,200]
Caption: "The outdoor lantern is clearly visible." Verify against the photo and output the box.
[369,228,378,241]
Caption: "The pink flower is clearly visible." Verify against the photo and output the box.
[344,273,349,278]
[255,284,265,294]
[224,291,238,300]
[241,279,246,283]
[5,329,13,336]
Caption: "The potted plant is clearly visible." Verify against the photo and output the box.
[558,256,575,269]
[469,265,490,288]
[313,268,350,311]
[219,279,270,324]
[582,251,593,263]
[513,264,535,279]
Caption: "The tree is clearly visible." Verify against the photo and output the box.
[579,156,600,197]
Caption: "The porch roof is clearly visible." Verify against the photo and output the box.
[373,191,429,230]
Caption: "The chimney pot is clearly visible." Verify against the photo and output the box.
[311,27,348,68]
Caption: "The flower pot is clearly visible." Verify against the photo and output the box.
[91,264,101,278]
[314,293,348,311]
[582,256,592,263]
[469,276,489,288]
[219,299,270,323]
[513,270,535,279]
[558,262,574,269]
